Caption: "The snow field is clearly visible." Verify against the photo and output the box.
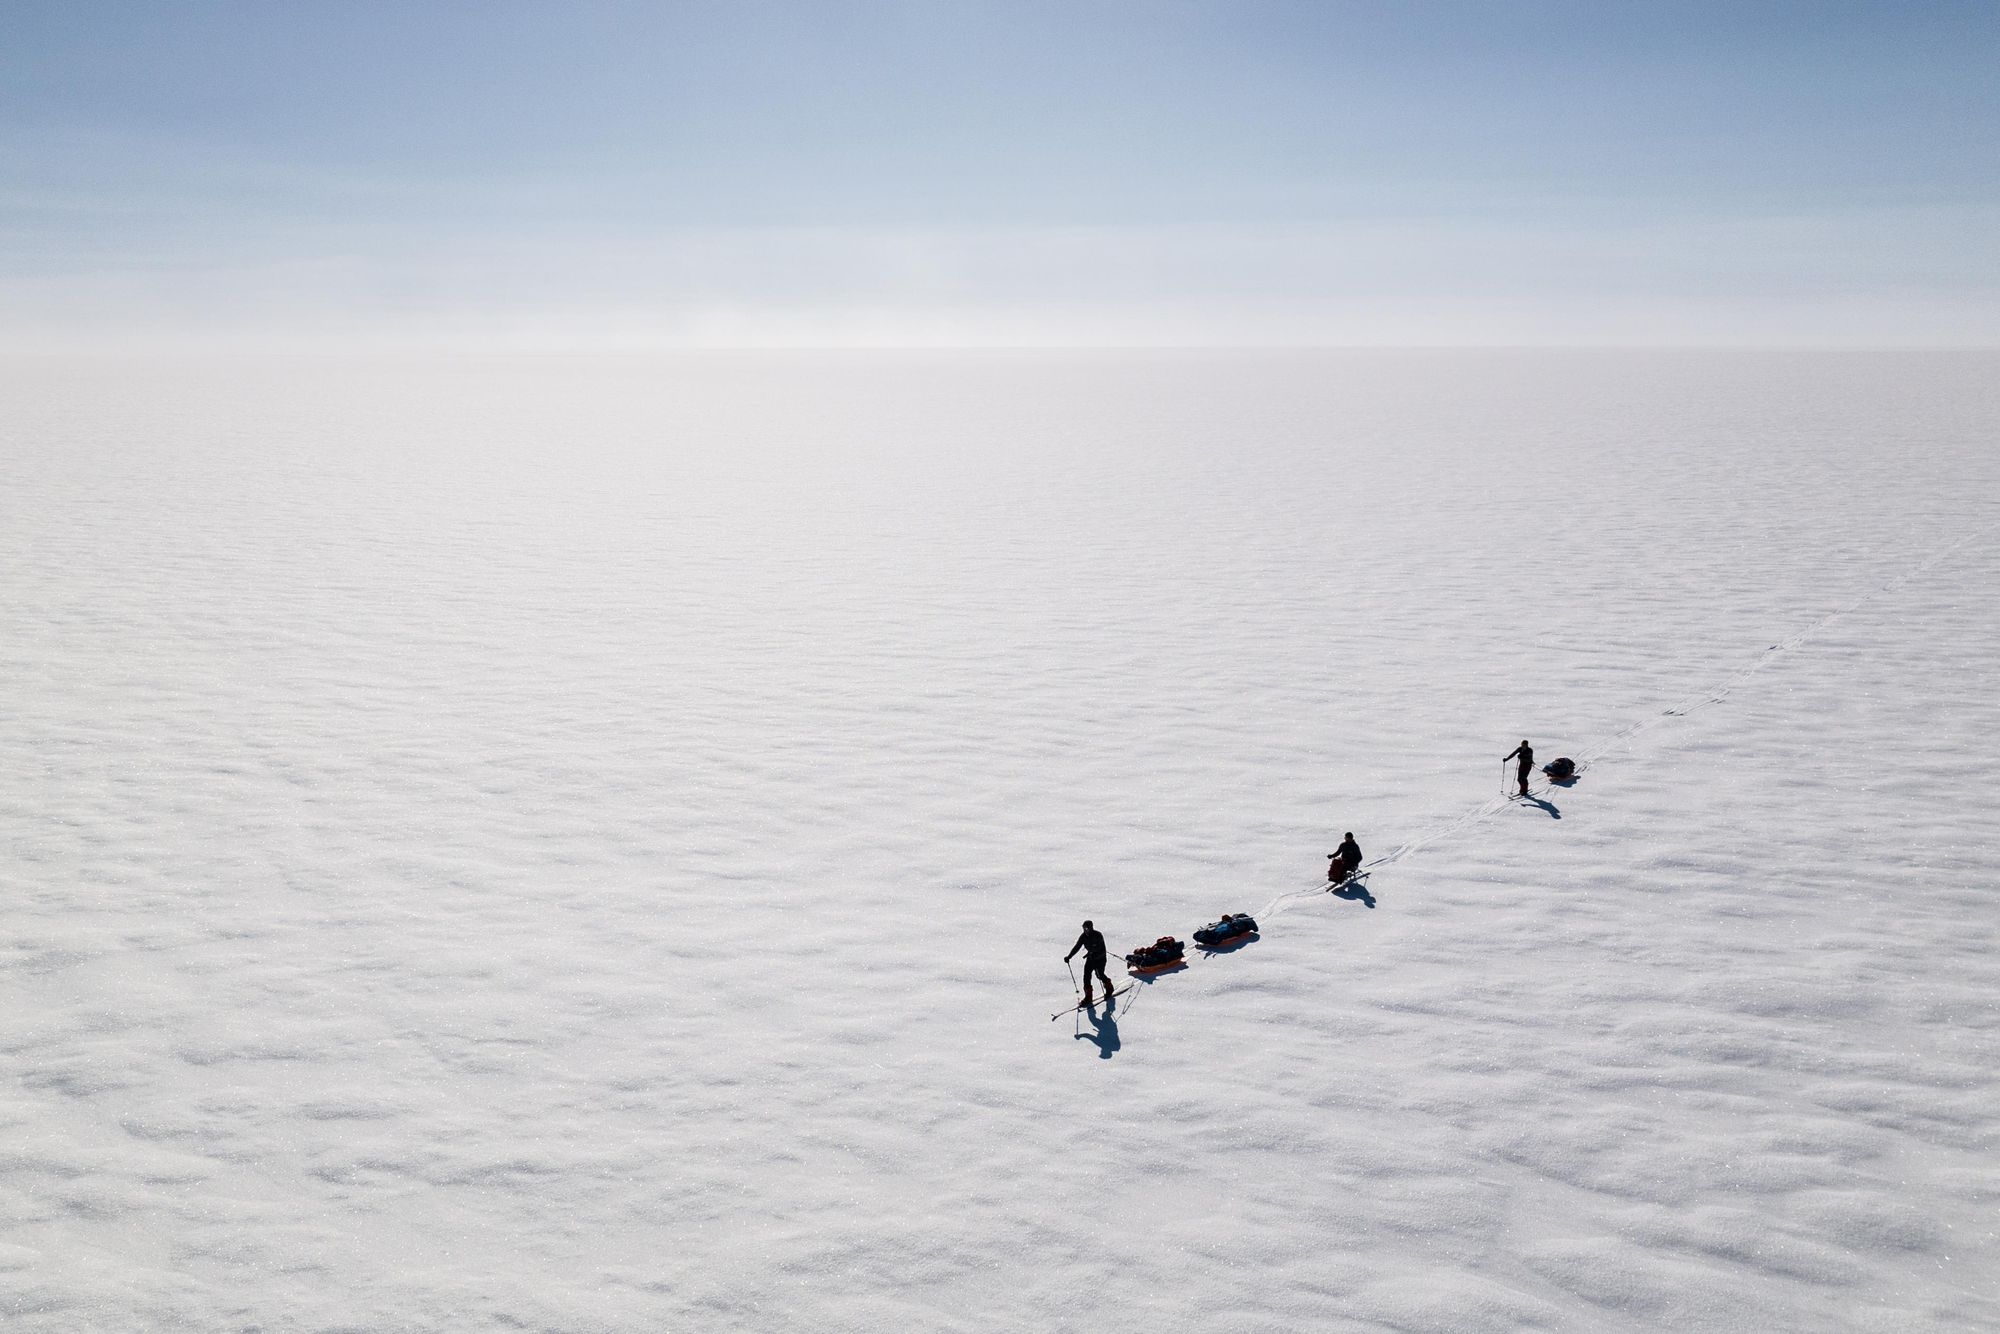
[2,350,1997,1331]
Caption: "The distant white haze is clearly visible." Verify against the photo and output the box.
[3,2,1995,350]
[11,211,1999,352]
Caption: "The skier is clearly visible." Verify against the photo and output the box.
[1065,920,1114,1005]
[1504,740,1534,797]
[1328,832,1363,885]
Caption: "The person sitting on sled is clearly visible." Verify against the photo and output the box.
[1328,832,1363,885]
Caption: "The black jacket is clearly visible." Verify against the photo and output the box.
[1067,928,1107,964]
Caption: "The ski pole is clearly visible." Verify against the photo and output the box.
[1065,958,1079,997]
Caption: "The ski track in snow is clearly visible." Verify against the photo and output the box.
[2,350,1997,1332]
[1251,519,1993,928]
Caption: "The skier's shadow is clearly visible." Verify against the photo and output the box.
[1520,794,1562,819]
[1330,873,1376,908]
[1075,997,1120,1059]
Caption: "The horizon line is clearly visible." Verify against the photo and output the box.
[3,342,1997,358]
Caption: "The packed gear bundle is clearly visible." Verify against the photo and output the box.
[1542,756,1577,783]
[1124,936,1187,973]
[1192,913,1259,948]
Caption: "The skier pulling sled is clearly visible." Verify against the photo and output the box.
[1193,913,1259,949]
[1504,740,1534,798]
[1125,936,1187,975]
[1064,920,1117,1006]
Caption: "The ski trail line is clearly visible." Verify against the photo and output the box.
[1250,524,1991,925]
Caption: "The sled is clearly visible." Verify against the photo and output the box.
[1192,914,1259,948]
[1124,936,1187,974]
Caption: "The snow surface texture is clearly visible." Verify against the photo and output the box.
[2,350,1997,1332]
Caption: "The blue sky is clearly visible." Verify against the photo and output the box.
[3,1,1995,347]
